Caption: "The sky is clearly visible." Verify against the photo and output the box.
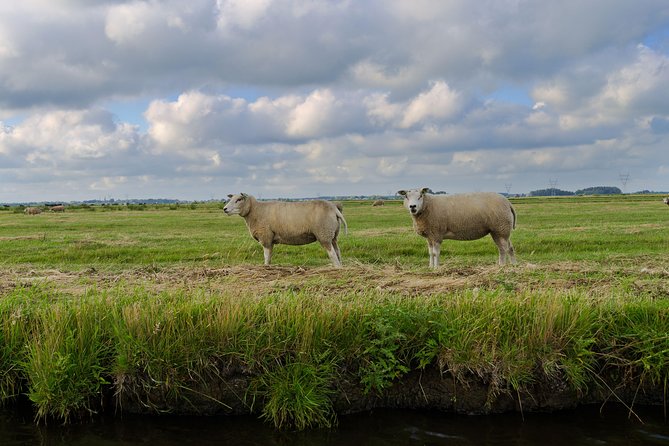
[1,0,669,202]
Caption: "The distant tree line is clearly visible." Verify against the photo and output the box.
[529,186,623,197]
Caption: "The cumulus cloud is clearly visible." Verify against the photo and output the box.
[399,81,462,128]
[105,2,154,44]
[216,0,273,31]
[0,109,139,162]
[286,89,339,138]
[599,45,669,115]
[143,83,467,154]
[1,0,669,200]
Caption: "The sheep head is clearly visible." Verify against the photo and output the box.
[223,193,251,216]
[398,188,430,216]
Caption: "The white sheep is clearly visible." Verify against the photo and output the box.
[663,197,669,206]
[223,193,348,267]
[397,188,517,267]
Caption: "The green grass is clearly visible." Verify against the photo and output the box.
[1,195,666,268]
[0,195,668,428]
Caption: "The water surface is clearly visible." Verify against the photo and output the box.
[2,405,667,445]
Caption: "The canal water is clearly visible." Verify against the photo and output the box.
[2,405,668,445]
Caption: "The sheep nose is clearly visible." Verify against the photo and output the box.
[409,205,416,211]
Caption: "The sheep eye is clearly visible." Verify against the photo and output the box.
[236,198,243,203]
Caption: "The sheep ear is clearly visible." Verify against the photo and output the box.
[227,194,233,198]
[420,187,430,195]
[397,190,407,197]
[240,193,248,198]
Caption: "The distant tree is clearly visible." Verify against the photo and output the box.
[529,188,574,197]
[574,186,622,195]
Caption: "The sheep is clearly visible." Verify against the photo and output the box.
[50,205,65,212]
[24,207,42,215]
[663,197,669,206]
[372,200,385,206]
[223,193,348,267]
[397,188,517,267]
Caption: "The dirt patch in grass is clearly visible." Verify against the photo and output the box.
[0,234,46,241]
[350,227,414,238]
[624,223,666,234]
[2,259,667,298]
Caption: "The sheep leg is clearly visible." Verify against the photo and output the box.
[332,238,342,264]
[507,240,517,264]
[427,239,440,268]
[262,244,273,265]
[492,235,513,265]
[320,240,342,267]
[427,240,434,268]
[492,235,506,265]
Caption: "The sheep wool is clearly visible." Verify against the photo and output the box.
[398,188,516,267]
[223,193,347,267]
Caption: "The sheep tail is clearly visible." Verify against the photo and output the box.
[335,206,348,235]
[510,204,517,229]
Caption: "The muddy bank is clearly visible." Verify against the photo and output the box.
[116,365,665,419]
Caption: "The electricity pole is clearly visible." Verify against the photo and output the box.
[619,173,630,194]
[549,178,558,196]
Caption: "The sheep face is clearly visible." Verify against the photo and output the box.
[223,193,250,216]
[398,188,430,216]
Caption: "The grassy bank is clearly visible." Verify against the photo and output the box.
[0,195,668,429]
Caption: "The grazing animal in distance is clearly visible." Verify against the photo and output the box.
[223,193,348,267]
[24,207,42,215]
[397,188,517,267]
[50,205,65,212]
[372,200,384,206]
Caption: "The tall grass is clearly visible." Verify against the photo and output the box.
[0,281,667,428]
[0,289,34,402]
[23,294,113,422]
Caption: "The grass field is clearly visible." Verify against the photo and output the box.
[0,195,668,429]
[2,195,667,268]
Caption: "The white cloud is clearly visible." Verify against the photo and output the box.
[90,176,127,191]
[216,0,273,31]
[349,60,420,90]
[1,109,139,162]
[599,45,669,114]
[377,156,407,176]
[399,81,462,128]
[105,2,152,44]
[364,93,402,126]
[286,89,338,138]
